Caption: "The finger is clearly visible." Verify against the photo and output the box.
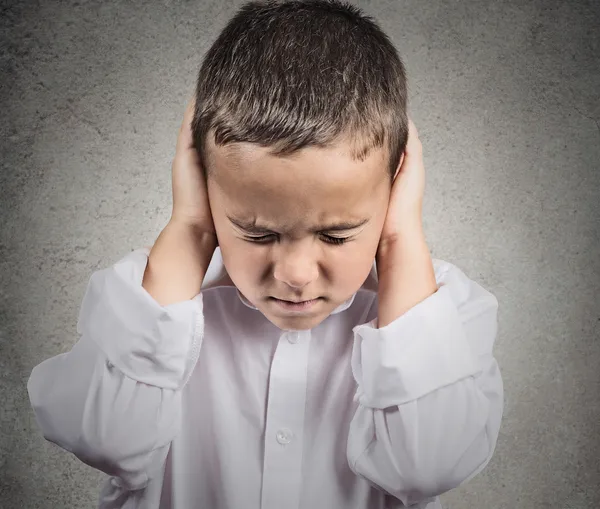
[405,116,422,154]
[176,96,196,155]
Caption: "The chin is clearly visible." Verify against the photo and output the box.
[262,310,328,331]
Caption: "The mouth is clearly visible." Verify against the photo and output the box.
[274,298,317,303]
[269,296,322,312]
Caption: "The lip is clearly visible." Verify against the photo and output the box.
[270,297,321,313]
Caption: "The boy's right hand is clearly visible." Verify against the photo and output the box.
[170,96,217,242]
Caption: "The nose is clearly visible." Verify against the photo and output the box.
[273,241,319,289]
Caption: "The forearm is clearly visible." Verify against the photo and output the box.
[142,219,218,306]
[29,236,212,488]
[29,333,180,490]
[375,224,437,328]
[351,235,503,501]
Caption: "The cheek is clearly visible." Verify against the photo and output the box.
[218,237,265,286]
[220,237,251,264]
[324,234,380,290]
[341,239,379,276]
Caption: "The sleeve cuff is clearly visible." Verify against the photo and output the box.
[76,247,204,390]
[351,281,481,409]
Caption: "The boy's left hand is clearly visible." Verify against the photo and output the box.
[378,117,425,251]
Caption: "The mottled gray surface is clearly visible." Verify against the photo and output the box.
[1,0,599,508]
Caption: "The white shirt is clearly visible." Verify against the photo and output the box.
[28,246,503,509]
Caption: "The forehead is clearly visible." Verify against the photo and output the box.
[208,138,389,230]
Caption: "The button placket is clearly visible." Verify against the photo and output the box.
[260,331,311,509]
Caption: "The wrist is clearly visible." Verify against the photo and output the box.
[376,222,426,272]
[375,228,436,328]
[143,220,218,306]
[170,213,218,238]
[168,216,218,243]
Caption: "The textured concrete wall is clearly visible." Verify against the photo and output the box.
[1,1,598,508]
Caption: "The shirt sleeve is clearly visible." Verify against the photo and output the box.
[346,260,504,506]
[27,247,204,492]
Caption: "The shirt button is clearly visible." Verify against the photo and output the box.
[276,428,293,445]
[287,332,299,344]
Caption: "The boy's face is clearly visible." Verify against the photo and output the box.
[206,136,393,331]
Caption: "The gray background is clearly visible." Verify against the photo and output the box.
[1,0,599,508]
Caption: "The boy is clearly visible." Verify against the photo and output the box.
[27,1,504,508]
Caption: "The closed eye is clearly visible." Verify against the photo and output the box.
[243,234,349,245]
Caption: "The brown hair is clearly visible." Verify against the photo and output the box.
[191,0,408,182]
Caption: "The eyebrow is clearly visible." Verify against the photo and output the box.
[228,216,369,234]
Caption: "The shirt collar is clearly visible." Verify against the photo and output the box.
[198,247,379,315]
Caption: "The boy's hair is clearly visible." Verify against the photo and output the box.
[192,0,408,182]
